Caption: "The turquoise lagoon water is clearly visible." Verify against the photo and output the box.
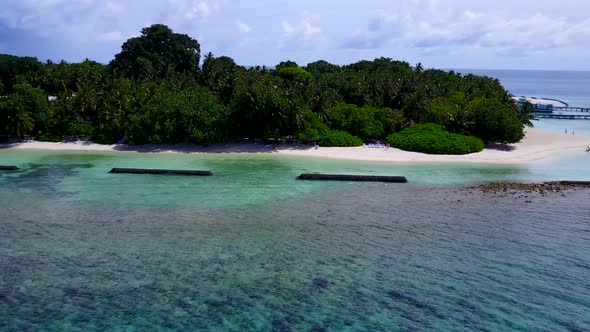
[1,146,590,330]
[525,119,590,183]
[532,119,590,137]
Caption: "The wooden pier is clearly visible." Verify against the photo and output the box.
[109,168,213,176]
[554,107,590,113]
[534,113,590,120]
[531,104,590,120]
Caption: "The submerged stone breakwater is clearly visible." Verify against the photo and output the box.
[467,181,590,202]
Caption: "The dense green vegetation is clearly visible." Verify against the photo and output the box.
[0,24,531,150]
[387,123,485,155]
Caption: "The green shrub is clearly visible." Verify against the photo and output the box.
[90,128,122,145]
[68,122,94,136]
[37,133,62,142]
[298,128,321,142]
[327,103,403,140]
[319,130,363,147]
[91,134,114,145]
[386,123,484,155]
[298,113,329,143]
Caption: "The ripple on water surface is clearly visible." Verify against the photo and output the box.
[1,150,590,330]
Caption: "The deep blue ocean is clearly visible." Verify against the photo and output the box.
[458,69,590,107]
[1,70,590,331]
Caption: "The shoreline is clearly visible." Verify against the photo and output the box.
[1,128,589,165]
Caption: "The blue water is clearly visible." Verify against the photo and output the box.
[2,69,590,330]
[1,150,590,331]
[532,119,590,137]
[458,69,590,107]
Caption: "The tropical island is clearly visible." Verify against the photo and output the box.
[3,14,590,332]
[0,24,541,157]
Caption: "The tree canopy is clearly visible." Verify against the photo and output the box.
[0,24,531,149]
[110,24,201,80]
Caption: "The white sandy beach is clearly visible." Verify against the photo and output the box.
[1,128,589,165]
[279,129,590,164]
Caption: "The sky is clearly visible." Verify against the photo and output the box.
[1,0,590,70]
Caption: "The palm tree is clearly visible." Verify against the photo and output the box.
[0,100,34,137]
[519,101,535,127]
[12,107,35,137]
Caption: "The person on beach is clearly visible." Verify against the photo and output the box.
[565,129,568,134]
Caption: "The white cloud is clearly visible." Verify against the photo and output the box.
[277,13,325,51]
[281,21,296,34]
[281,13,321,36]
[104,2,124,15]
[1,0,590,69]
[340,1,590,59]
[303,21,321,35]
[236,20,252,33]
[0,0,130,41]
[98,30,125,42]
[186,2,210,20]
[165,0,219,22]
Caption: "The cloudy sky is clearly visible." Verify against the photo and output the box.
[1,0,589,70]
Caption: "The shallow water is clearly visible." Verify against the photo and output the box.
[0,150,530,209]
[526,119,590,182]
[1,150,590,331]
[532,119,590,137]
